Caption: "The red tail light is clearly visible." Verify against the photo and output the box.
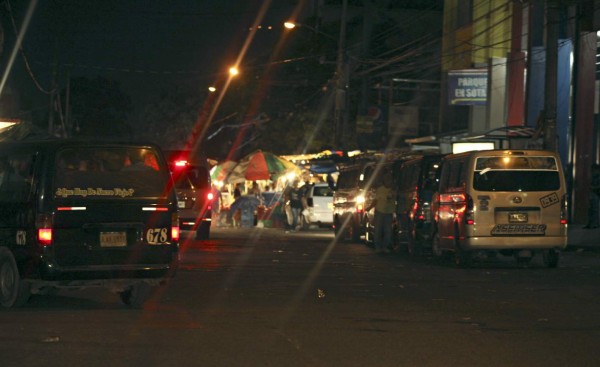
[464,194,474,225]
[36,213,53,246]
[38,229,53,246]
[171,213,180,242]
[560,194,568,225]
[207,192,214,201]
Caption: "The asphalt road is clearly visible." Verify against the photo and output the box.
[1,227,599,367]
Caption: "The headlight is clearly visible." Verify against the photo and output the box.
[355,195,365,204]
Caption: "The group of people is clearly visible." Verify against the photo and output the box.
[283,178,311,231]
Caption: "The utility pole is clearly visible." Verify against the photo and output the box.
[543,0,559,151]
[334,0,348,149]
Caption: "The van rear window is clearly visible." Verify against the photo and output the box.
[473,156,560,192]
[54,147,169,199]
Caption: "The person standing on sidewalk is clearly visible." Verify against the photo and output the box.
[370,173,396,253]
[584,163,600,229]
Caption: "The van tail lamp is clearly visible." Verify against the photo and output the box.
[171,213,180,242]
[207,192,214,211]
[439,193,467,204]
[36,214,53,246]
[464,194,475,225]
[560,194,568,225]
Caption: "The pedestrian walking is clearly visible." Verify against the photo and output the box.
[369,173,396,253]
[584,163,600,229]
[283,179,303,231]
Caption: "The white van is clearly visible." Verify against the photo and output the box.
[300,183,334,229]
[432,149,568,267]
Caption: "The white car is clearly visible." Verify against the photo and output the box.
[301,183,334,229]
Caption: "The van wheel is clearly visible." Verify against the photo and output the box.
[431,232,442,257]
[407,227,422,256]
[333,217,342,239]
[542,249,560,268]
[454,248,472,268]
[119,283,154,308]
[0,249,31,308]
[350,220,361,242]
[431,232,449,260]
[195,222,210,240]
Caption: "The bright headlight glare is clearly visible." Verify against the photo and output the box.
[355,195,365,204]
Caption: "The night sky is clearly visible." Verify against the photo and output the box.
[3,0,297,114]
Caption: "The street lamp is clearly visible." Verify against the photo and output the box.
[228,66,239,77]
[283,21,338,43]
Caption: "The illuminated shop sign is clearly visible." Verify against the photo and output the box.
[447,70,488,105]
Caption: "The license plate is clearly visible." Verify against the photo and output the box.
[178,201,185,209]
[100,232,127,247]
[491,224,546,235]
[508,212,528,223]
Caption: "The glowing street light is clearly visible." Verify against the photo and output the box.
[208,86,216,92]
[229,66,239,77]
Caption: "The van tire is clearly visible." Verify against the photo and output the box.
[351,219,361,242]
[196,223,210,240]
[454,248,472,268]
[119,283,154,308]
[431,232,447,260]
[407,227,422,256]
[542,249,560,268]
[0,248,31,308]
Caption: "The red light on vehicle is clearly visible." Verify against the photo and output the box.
[38,228,52,246]
[207,192,214,201]
[560,219,567,225]
[466,219,475,225]
[172,226,180,242]
[172,213,180,242]
[174,160,188,167]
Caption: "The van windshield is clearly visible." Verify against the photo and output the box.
[54,147,169,199]
[473,156,560,192]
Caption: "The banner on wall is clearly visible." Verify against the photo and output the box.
[447,69,488,105]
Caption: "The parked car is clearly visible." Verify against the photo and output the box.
[334,153,406,242]
[394,153,446,255]
[300,183,334,229]
[0,140,179,309]
[166,151,213,240]
[431,149,568,267]
[332,159,373,241]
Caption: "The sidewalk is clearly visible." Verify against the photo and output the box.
[567,225,600,251]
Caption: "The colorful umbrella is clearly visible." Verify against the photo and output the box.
[232,150,300,181]
[210,160,238,182]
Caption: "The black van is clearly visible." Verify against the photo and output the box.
[0,140,180,308]
[165,151,213,240]
[395,153,445,255]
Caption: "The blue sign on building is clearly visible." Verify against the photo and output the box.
[447,69,488,105]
